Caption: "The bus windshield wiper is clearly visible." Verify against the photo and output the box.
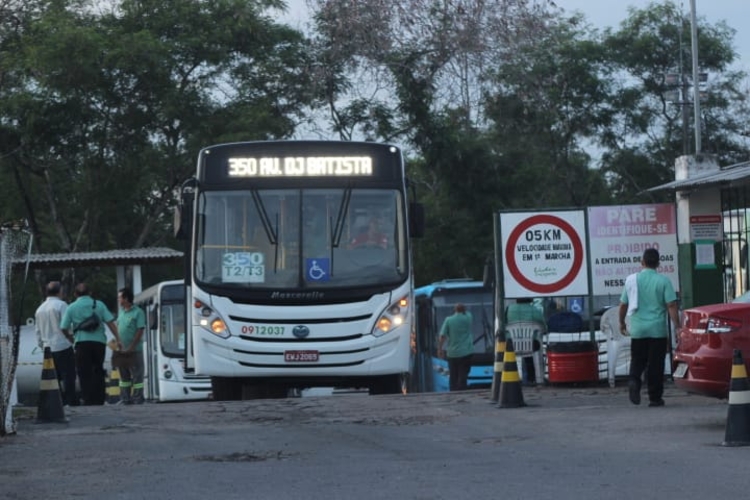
[250,189,278,245]
[332,186,352,248]
[250,189,280,274]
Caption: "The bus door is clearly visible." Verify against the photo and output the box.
[144,302,160,400]
[412,296,436,393]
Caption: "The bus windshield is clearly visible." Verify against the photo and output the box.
[194,188,408,289]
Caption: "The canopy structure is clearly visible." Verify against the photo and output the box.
[647,160,750,193]
[14,247,183,294]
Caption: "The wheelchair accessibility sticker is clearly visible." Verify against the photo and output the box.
[306,258,330,282]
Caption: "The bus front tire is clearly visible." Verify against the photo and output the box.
[369,374,406,395]
[211,376,242,401]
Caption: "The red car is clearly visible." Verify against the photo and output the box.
[673,299,750,398]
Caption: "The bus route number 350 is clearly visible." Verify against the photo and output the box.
[222,252,265,283]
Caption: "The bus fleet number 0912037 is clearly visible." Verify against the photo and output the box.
[241,325,285,335]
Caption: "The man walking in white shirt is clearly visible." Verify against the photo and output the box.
[35,281,78,406]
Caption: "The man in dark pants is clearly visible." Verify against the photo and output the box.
[35,281,77,406]
[619,248,681,407]
[61,283,121,405]
[437,303,474,391]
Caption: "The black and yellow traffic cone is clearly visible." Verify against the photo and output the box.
[106,368,121,405]
[489,329,506,403]
[498,338,526,408]
[35,347,68,424]
[722,349,750,447]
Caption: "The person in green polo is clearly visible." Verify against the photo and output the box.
[61,283,121,406]
[116,287,147,404]
[619,248,681,407]
[437,303,474,391]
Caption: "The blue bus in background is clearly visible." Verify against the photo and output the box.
[411,279,494,392]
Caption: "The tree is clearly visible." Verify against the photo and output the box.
[600,2,750,200]
[482,11,614,209]
[306,0,570,282]
[0,0,314,309]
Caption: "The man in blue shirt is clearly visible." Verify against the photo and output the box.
[619,248,681,407]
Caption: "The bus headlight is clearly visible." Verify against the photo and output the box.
[372,295,409,337]
[211,319,228,335]
[193,301,230,339]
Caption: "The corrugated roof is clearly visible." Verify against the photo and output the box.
[647,160,750,192]
[14,247,183,269]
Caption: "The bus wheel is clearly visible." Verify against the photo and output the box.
[236,382,286,399]
[240,382,265,400]
[263,386,288,399]
[369,374,405,395]
[211,377,242,401]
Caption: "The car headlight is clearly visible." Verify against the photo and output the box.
[372,296,409,337]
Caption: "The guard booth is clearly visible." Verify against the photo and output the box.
[648,156,750,307]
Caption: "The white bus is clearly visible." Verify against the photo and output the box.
[133,280,212,402]
[176,141,424,400]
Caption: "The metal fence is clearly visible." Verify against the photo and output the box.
[0,222,32,436]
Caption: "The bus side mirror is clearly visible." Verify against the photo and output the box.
[409,202,425,238]
[174,206,186,240]
[483,256,495,288]
[175,178,196,240]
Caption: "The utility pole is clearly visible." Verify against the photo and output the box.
[690,0,701,153]
[665,2,706,155]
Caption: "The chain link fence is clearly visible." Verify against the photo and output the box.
[0,222,32,436]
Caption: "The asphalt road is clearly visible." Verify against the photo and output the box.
[1,382,746,500]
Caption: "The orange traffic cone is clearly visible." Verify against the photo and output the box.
[498,338,526,408]
[722,349,750,446]
[489,329,506,403]
[36,347,68,424]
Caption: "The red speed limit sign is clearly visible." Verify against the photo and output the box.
[501,211,588,297]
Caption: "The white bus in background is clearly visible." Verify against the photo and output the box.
[133,280,212,402]
[176,140,424,400]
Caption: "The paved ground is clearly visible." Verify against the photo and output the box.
[1,381,745,500]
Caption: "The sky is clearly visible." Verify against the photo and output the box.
[280,0,750,72]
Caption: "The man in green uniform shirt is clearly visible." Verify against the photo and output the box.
[61,283,121,406]
[437,303,474,391]
[619,248,681,407]
[116,287,147,404]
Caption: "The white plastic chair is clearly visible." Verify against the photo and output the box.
[505,321,545,384]
[599,307,630,387]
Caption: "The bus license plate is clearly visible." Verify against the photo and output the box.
[673,363,688,378]
[284,350,319,362]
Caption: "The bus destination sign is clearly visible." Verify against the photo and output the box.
[227,156,373,178]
